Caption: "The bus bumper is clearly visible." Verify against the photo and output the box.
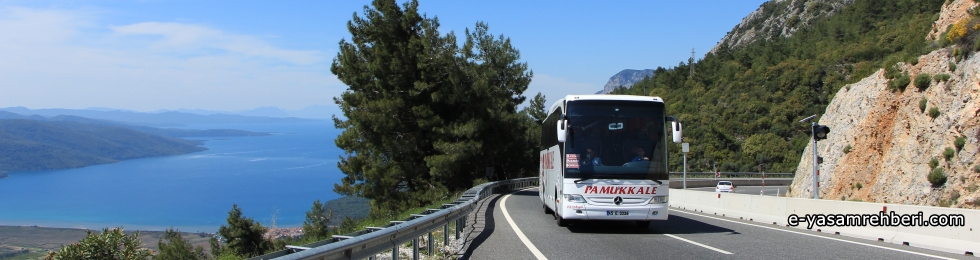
[560,203,669,221]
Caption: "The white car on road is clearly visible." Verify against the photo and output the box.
[715,181,735,193]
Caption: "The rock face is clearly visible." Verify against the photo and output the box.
[598,69,655,94]
[710,0,853,53]
[789,47,980,208]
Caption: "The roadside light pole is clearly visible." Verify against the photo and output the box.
[800,114,830,200]
[811,121,819,199]
[682,143,689,189]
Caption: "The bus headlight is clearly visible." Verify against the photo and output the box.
[650,196,668,204]
[564,194,587,203]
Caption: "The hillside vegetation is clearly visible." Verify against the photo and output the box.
[615,0,944,172]
[0,119,207,171]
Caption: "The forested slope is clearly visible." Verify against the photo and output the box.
[0,119,207,172]
[615,0,944,172]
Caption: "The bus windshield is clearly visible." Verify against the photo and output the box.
[564,100,668,181]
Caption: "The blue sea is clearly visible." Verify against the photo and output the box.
[0,122,346,233]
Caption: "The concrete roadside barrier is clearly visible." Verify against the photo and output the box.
[670,188,980,255]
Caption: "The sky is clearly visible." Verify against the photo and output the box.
[0,0,768,114]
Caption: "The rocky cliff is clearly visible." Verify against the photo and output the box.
[789,1,980,208]
[710,0,853,53]
[598,69,655,94]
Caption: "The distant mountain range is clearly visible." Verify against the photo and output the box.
[150,105,338,120]
[597,69,656,94]
[0,107,322,127]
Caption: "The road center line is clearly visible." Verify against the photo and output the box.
[664,234,733,254]
[672,209,956,260]
[500,188,548,260]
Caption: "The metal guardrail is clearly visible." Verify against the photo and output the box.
[668,172,794,178]
[251,177,539,260]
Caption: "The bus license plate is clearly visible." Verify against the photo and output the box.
[607,211,629,216]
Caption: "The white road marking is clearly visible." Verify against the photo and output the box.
[501,188,548,260]
[672,209,956,260]
[664,234,733,255]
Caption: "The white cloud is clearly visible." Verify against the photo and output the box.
[110,22,324,65]
[524,73,599,108]
[0,6,343,111]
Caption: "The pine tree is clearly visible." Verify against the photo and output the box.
[216,204,270,257]
[526,92,548,125]
[302,199,333,240]
[331,0,534,217]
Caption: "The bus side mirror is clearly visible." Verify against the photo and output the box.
[557,120,566,143]
[671,121,682,143]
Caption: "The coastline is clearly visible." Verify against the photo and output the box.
[0,225,215,256]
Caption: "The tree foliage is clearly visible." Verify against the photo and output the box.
[526,92,548,125]
[302,199,333,240]
[154,228,207,260]
[613,0,943,172]
[216,204,270,258]
[330,0,535,217]
[45,227,150,260]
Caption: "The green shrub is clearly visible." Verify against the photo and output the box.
[929,167,947,186]
[844,144,852,153]
[974,165,980,173]
[50,227,151,260]
[974,34,980,51]
[856,182,863,190]
[943,147,955,161]
[940,30,951,47]
[929,157,940,169]
[888,73,911,92]
[919,98,928,113]
[929,107,941,119]
[914,73,932,90]
[934,73,951,82]
[950,62,957,72]
[954,136,966,151]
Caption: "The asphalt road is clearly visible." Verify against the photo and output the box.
[688,185,789,196]
[464,188,970,260]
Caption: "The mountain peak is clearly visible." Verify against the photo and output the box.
[710,0,854,54]
[598,69,656,94]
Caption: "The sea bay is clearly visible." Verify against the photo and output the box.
[0,121,345,233]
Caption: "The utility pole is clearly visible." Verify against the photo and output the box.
[689,48,695,77]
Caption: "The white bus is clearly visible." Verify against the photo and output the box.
[540,95,682,227]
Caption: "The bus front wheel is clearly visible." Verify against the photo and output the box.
[556,212,568,227]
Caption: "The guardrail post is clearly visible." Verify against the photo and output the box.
[392,244,399,260]
[427,231,434,256]
[455,218,461,239]
[444,224,449,246]
[413,237,419,260]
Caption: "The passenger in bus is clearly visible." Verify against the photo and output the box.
[583,147,603,166]
[631,147,649,162]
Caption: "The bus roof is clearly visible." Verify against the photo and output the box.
[548,94,664,115]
